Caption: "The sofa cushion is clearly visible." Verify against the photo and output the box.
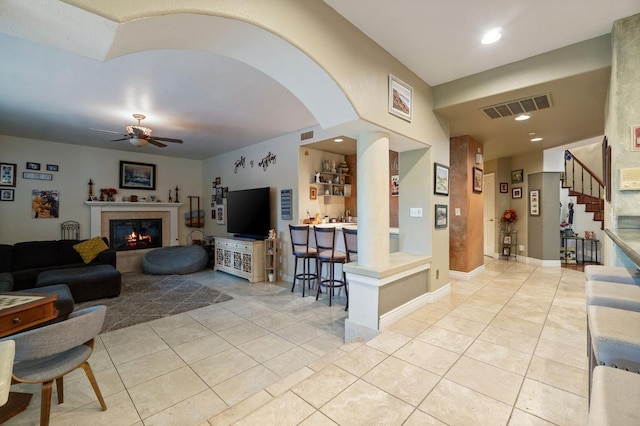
[73,237,109,264]
[0,245,11,273]
[12,241,59,271]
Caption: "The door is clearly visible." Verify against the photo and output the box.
[483,173,496,257]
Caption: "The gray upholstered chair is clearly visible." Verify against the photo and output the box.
[0,305,107,426]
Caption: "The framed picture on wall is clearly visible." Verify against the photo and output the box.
[388,74,413,122]
[511,169,523,184]
[435,204,448,228]
[119,161,156,190]
[500,182,508,193]
[0,188,14,201]
[530,189,540,215]
[216,205,225,225]
[434,163,449,195]
[473,167,483,193]
[512,187,522,199]
[0,163,17,187]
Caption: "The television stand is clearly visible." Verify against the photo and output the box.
[214,237,265,282]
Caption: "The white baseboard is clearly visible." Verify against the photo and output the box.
[449,264,485,281]
[379,283,451,330]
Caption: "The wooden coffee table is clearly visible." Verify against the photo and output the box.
[0,292,59,338]
[0,292,59,423]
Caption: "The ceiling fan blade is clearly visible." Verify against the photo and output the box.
[152,136,183,143]
[148,138,167,147]
[89,128,124,135]
[111,137,130,142]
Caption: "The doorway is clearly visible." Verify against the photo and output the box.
[483,173,496,257]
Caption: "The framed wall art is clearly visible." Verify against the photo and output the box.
[388,74,413,122]
[500,182,508,193]
[120,161,156,190]
[216,205,225,225]
[530,190,540,216]
[512,187,522,199]
[46,164,59,172]
[0,188,14,201]
[632,125,640,151]
[435,204,448,228]
[434,163,450,195]
[473,167,483,193]
[26,162,41,170]
[511,169,523,184]
[0,163,17,187]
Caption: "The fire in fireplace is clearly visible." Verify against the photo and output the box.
[109,219,162,251]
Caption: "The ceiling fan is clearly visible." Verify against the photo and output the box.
[100,114,184,148]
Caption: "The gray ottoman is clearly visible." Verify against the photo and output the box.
[36,264,121,303]
[142,245,208,275]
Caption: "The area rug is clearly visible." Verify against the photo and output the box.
[75,272,233,333]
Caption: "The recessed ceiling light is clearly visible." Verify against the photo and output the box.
[531,137,543,142]
[481,28,502,45]
[515,114,530,121]
[333,138,344,143]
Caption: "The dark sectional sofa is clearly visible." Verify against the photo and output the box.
[0,237,117,293]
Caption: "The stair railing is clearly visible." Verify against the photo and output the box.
[563,150,605,228]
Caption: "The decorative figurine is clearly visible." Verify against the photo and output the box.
[168,189,173,203]
[88,179,94,201]
[175,186,180,203]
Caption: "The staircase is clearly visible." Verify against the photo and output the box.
[563,150,604,229]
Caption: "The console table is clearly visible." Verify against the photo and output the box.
[561,236,600,264]
[214,237,265,282]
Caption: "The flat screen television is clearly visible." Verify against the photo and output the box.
[226,187,271,239]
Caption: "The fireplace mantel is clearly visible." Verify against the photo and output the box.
[85,201,183,246]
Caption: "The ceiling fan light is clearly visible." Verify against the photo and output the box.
[129,136,148,147]
[126,125,152,137]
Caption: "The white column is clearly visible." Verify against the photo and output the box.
[357,132,390,268]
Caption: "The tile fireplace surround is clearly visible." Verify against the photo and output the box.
[85,201,183,272]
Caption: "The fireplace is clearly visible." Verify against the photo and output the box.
[109,219,163,251]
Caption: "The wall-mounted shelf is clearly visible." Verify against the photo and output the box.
[311,172,351,197]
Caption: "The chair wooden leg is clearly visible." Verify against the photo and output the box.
[81,362,107,411]
[55,377,64,404]
[40,381,53,426]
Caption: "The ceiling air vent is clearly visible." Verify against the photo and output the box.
[300,130,314,141]
[481,93,552,119]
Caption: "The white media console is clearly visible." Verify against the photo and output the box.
[214,237,265,283]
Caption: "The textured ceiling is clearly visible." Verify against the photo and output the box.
[1,1,638,160]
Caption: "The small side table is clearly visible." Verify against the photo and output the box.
[582,238,600,264]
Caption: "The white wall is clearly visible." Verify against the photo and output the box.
[0,135,202,244]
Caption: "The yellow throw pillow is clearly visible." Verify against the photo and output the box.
[73,237,109,264]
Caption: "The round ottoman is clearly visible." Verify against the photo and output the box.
[142,245,208,275]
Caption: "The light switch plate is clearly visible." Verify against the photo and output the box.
[455,208,461,216]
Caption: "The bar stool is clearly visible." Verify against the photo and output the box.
[587,305,640,399]
[584,265,640,285]
[313,226,348,310]
[588,366,640,425]
[586,280,640,359]
[343,227,358,263]
[289,225,318,297]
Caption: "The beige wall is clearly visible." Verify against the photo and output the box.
[0,135,202,245]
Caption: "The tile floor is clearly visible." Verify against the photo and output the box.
[6,258,589,425]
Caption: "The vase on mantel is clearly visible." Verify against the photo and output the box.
[504,223,511,233]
